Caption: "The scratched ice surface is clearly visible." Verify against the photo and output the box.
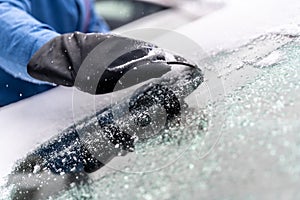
[40,33,300,200]
[2,33,300,200]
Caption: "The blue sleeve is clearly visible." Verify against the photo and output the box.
[0,0,59,84]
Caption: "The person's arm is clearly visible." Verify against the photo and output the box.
[0,0,59,83]
[0,0,172,94]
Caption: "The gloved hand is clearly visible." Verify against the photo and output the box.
[27,32,177,94]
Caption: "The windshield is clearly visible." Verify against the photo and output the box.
[53,33,300,199]
[3,31,300,199]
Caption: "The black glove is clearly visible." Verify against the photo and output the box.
[27,32,176,94]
